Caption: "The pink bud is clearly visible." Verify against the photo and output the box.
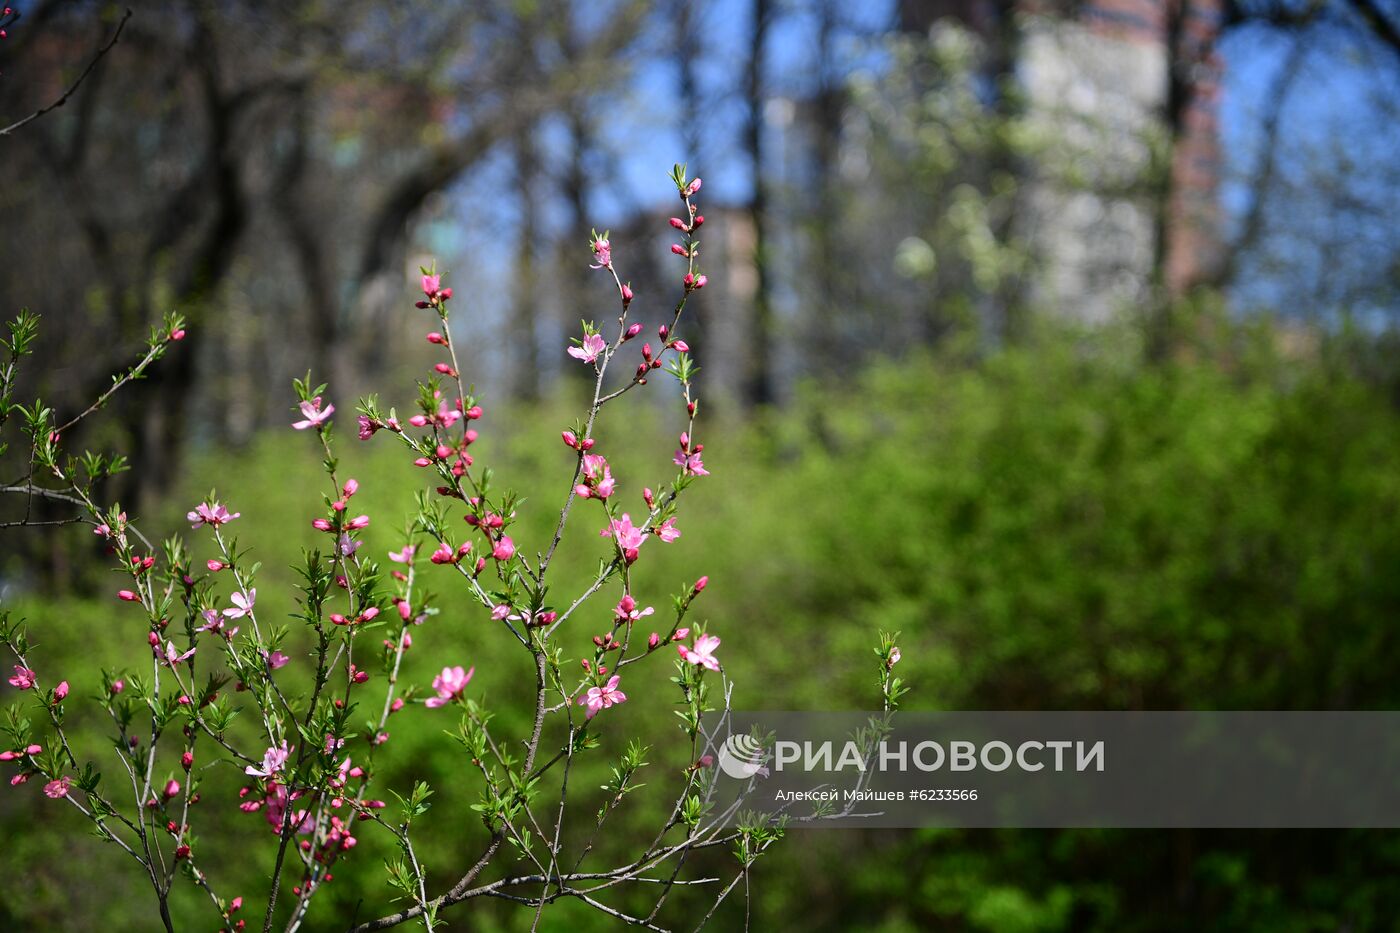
[347,515,370,530]
[562,430,578,448]
[110,680,124,695]
[648,632,660,649]
[673,340,690,352]
[621,283,634,303]
[694,576,709,592]
[692,275,707,289]
[163,779,181,799]
[206,559,225,572]
[625,322,643,340]
[53,681,68,702]
[427,332,446,344]
[465,406,483,420]
[181,752,194,770]
[118,590,139,602]
[684,177,702,196]
[25,744,42,755]
[671,244,688,257]
[492,537,516,561]
[342,479,359,498]
[359,606,380,622]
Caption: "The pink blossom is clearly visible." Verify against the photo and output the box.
[53,681,68,702]
[492,536,516,561]
[600,514,646,554]
[388,545,416,564]
[425,665,474,708]
[246,741,290,778]
[224,589,256,620]
[590,237,612,269]
[655,518,681,543]
[187,501,240,529]
[614,595,654,624]
[491,604,512,621]
[357,415,379,440]
[266,650,290,670]
[43,776,71,799]
[7,666,35,690]
[338,533,362,557]
[161,642,196,667]
[673,449,709,476]
[421,274,441,298]
[568,332,607,365]
[430,541,456,565]
[579,675,627,719]
[292,396,334,430]
[578,454,616,499]
[677,634,721,672]
[197,609,227,635]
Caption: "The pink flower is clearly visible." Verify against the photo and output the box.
[425,665,474,708]
[358,415,379,440]
[674,449,709,476]
[655,518,681,543]
[579,675,627,719]
[430,541,456,565]
[578,454,616,499]
[187,501,240,529]
[388,545,416,564]
[246,741,290,778]
[421,274,441,298]
[568,332,607,365]
[600,514,646,555]
[161,642,196,667]
[292,396,334,430]
[613,595,654,624]
[43,776,71,799]
[224,589,256,620]
[266,650,290,670]
[492,536,516,561]
[590,237,612,269]
[7,666,35,690]
[677,634,721,672]
[53,681,68,702]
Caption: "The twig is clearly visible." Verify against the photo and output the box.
[0,9,133,138]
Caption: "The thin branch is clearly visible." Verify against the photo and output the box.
[0,9,133,138]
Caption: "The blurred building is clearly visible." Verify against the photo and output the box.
[904,0,1225,321]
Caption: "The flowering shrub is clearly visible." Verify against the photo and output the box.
[0,165,904,931]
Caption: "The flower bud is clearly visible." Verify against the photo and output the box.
[624,323,643,340]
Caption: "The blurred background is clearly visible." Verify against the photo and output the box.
[3,0,1400,929]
